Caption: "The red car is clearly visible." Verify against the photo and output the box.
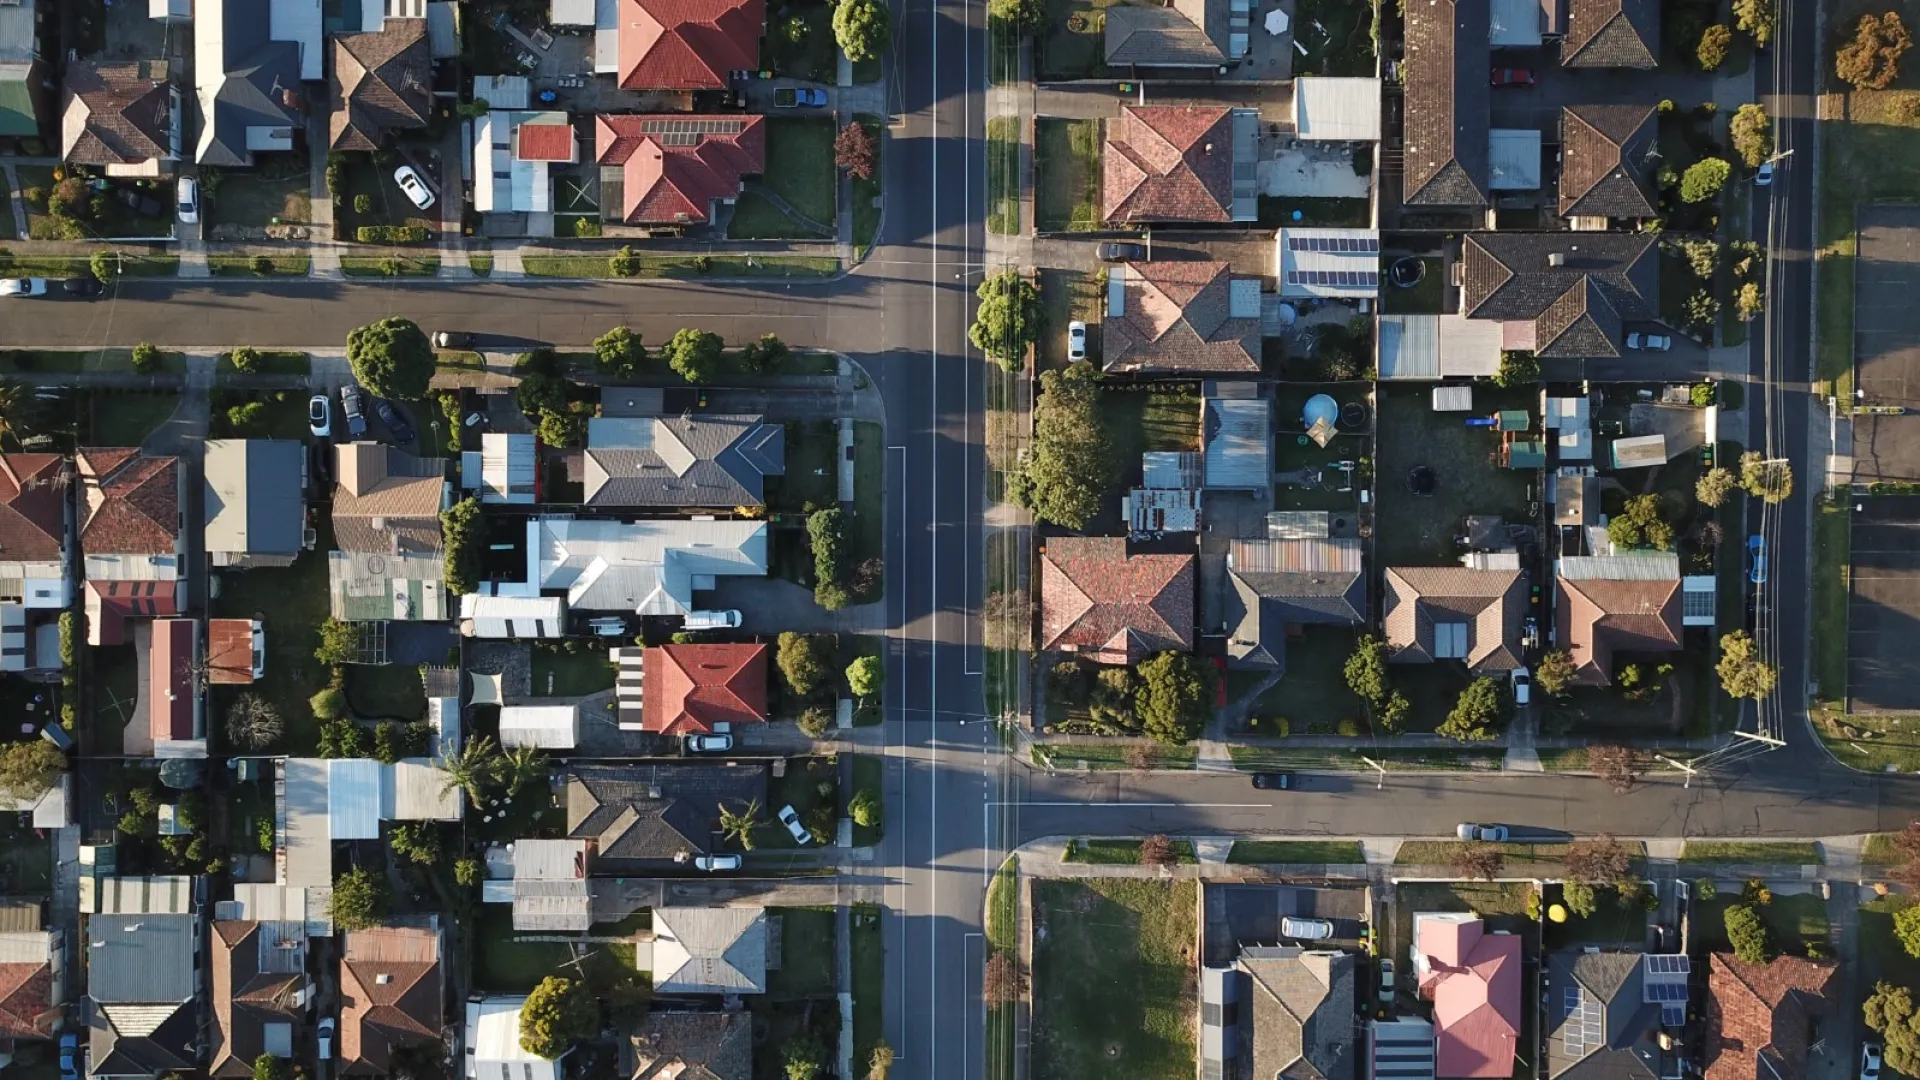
[1490,67,1537,87]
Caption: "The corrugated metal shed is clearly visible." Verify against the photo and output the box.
[1230,537,1361,573]
[1142,451,1203,489]
[1488,129,1541,190]
[1610,434,1668,468]
[471,75,529,110]
[550,0,594,24]
[514,839,589,880]
[1266,511,1329,539]
[459,593,566,639]
[388,759,462,822]
[1292,78,1383,141]
[81,875,193,915]
[1126,488,1201,533]
[1203,397,1270,491]
[467,997,564,1080]
[480,434,538,504]
[1559,553,1681,580]
[499,705,579,749]
[511,880,591,931]
[481,880,514,903]
[282,758,333,890]
[328,759,382,840]
[1432,385,1474,412]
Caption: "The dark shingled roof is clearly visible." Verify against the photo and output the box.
[1460,232,1659,358]
[566,764,768,867]
[1562,0,1659,67]
[1105,0,1226,67]
[1224,539,1367,671]
[1239,947,1357,1080]
[329,20,432,151]
[1403,0,1490,206]
[1544,952,1671,1080]
[1559,105,1658,220]
[584,415,785,508]
[198,0,304,167]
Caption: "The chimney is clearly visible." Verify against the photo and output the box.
[1204,142,1214,154]
[1548,253,1566,267]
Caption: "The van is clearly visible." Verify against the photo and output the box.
[1281,916,1335,941]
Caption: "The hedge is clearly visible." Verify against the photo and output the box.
[355,226,431,244]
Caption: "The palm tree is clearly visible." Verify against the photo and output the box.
[718,798,763,852]
[497,744,545,797]
[0,381,29,449]
[437,736,499,808]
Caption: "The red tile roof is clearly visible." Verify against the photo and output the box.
[595,114,765,224]
[0,454,66,563]
[77,448,179,556]
[1555,573,1682,686]
[339,926,443,1076]
[0,960,52,1039]
[1703,953,1836,1080]
[148,618,195,743]
[207,619,257,685]
[1103,105,1235,224]
[641,644,769,734]
[516,122,577,162]
[618,0,766,90]
[85,579,180,647]
[1039,537,1195,664]
[1416,917,1522,1078]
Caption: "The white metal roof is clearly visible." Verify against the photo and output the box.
[551,0,595,24]
[499,705,579,749]
[528,517,768,615]
[514,839,589,880]
[1291,78,1383,141]
[1487,129,1542,191]
[1611,434,1668,468]
[466,997,565,1080]
[425,696,461,761]
[1203,398,1271,490]
[472,75,530,110]
[389,759,463,822]
[282,758,332,889]
[328,759,383,840]
[459,593,567,639]
[1377,315,1504,380]
[1431,385,1474,412]
[1559,553,1681,581]
[81,875,193,915]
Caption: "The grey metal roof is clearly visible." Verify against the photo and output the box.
[583,415,785,508]
[1559,553,1680,580]
[1203,398,1270,490]
[87,914,197,1003]
[652,907,767,995]
[196,0,304,166]
[0,0,36,64]
[1545,952,1670,1080]
[205,440,305,558]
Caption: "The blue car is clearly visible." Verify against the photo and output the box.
[1747,535,1767,585]
[59,1032,77,1080]
[373,398,415,445]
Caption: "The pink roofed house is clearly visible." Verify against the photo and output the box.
[1414,914,1523,1078]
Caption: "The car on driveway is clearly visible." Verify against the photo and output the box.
[1511,667,1531,706]
[1379,958,1396,997]
[1456,823,1509,841]
[1097,241,1148,262]
[1490,67,1537,87]
[1862,1045,1882,1080]
[778,803,812,845]
[1250,772,1294,790]
[394,165,434,210]
[59,1033,77,1080]
[62,277,103,298]
[176,176,199,224]
[1281,916,1334,941]
[774,87,828,107]
[339,385,369,438]
[0,278,48,298]
[1626,331,1673,351]
[317,1017,335,1061]
[685,734,735,754]
[1747,535,1767,585]
[373,398,415,444]
[695,854,743,872]
[308,395,332,438]
[1067,320,1087,362]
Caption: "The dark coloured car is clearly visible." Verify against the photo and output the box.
[339,385,369,438]
[1250,772,1294,790]
[1097,241,1148,262]
[62,277,104,297]
[373,398,415,444]
[1490,67,1537,87]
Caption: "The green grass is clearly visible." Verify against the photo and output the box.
[761,757,839,850]
[1679,841,1822,865]
[1228,745,1505,771]
[0,251,177,278]
[727,192,832,240]
[987,116,1020,236]
[1395,840,1582,866]
[530,647,615,697]
[208,253,312,277]
[1541,884,1648,949]
[768,906,837,995]
[1244,626,1368,733]
[764,118,837,228]
[1863,833,1902,865]
[1227,840,1365,864]
[339,254,440,277]
[852,115,885,255]
[1031,879,1196,1080]
[87,392,179,444]
[851,903,883,1072]
[469,254,493,276]
[986,856,1018,1080]
[1032,742,1198,770]
[210,521,332,755]
[1692,892,1829,954]
[1258,196,1371,227]
[1107,386,1200,459]
[1811,499,1850,711]
[1861,895,1920,995]
[1376,381,1533,565]
[1063,839,1197,864]
[1034,118,1102,233]
[520,254,840,279]
[850,753,883,847]
[852,420,884,600]
[474,906,587,992]
[1036,0,1124,78]
[0,817,49,894]
[765,0,838,81]
[207,169,313,229]
[1381,257,1444,314]
[216,350,309,375]
[344,664,425,721]
[1037,267,1103,369]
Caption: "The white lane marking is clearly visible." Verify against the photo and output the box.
[988,802,1277,808]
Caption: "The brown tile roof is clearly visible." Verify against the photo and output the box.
[1460,233,1659,359]
[1555,574,1681,686]
[1040,537,1195,663]
[618,0,766,90]
[1703,953,1836,1080]
[1382,566,1525,672]
[516,122,577,162]
[85,579,180,647]
[1102,260,1261,374]
[332,443,446,554]
[1103,106,1235,224]
[641,644,769,735]
[339,925,443,1076]
[0,454,66,563]
[207,618,257,685]
[77,449,179,556]
[1402,0,1490,206]
[1562,0,1659,67]
[60,60,173,167]
[0,960,53,1039]
[209,921,308,1078]
[595,114,765,225]
[627,1012,752,1080]
[329,20,433,151]
[1559,105,1657,220]
[149,618,196,743]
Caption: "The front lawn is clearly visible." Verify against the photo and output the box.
[851,903,884,1073]
[987,116,1020,236]
[1680,841,1822,865]
[768,906,837,995]
[208,168,314,230]
[849,754,883,846]
[728,192,832,240]
[339,254,440,277]
[1227,840,1366,864]
[1031,879,1196,1080]
[1860,895,1920,997]
[1245,625,1368,734]
[209,253,312,277]
[87,393,179,445]
[1691,893,1829,955]
[1034,118,1102,233]
[1063,838,1196,864]
[1037,268,1103,369]
[1031,742,1198,770]
[1036,0,1125,79]
[762,756,839,849]
[762,118,837,229]
[530,646,615,697]
[852,114,885,253]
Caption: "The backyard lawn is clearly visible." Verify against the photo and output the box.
[1034,118,1102,233]
[1381,256,1444,314]
[768,907,838,996]
[1374,382,1533,565]
[1031,879,1196,1080]
[210,526,333,754]
[1860,895,1920,1000]
[344,664,425,721]
[1107,386,1200,459]
[85,644,138,756]
[530,647,615,697]
[472,906,633,992]
[765,0,838,81]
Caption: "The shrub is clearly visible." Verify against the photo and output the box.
[1698,23,1733,68]
[230,346,261,373]
[1837,12,1914,89]
[251,254,273,275]
[355,225,430,243]
[573,217,602,237]
[310,687,348,720]
[1680,158,1733,203]
[798,706,833,738]
[353,194,373,214]
[1724,903,1774,963]
[131,343,160,373]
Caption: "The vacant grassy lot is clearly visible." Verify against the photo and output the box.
[530,647,615,697]
[1035,118,1102,233]
[1679,841,1822,865]
[209,170,313,229]
[1692,893,1829,955]
[1228,840,1365,864]
[1374,382,1533,565]
[987,116,1019,236]
[1032,879,1196,1080]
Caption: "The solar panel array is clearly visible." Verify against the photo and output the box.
[638,117,745,147]
[1286,270,1380,288]
[1562,986,1601,1058]
[1661,1004,1687,1027]
[1644,955,1690,975]
[1289,234,1380,253]
[1646,981,1687,1003]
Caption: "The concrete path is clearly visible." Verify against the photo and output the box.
[1,160,25,240]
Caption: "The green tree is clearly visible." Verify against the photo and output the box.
[1723,903,1774,963]
[441,496,484,596]
[346,317,436,400]
[1738,450,1793,502]
[1866,982,1920,1075]
[850,788,882,828]
[783,1036,826,1080]
[1698,23,1733,68]
[661,328,724,384]
[1734,0,1774,45]
[1343,634,1389,708]
[310,687,347,721]
[1673,236,1720,278]
[1837,12,1914,89]
[229,345,261,374]
[798,706,833,738]
[1013,362,1113,529]
[1492,351,1539,389]
[1717,630,1779,699]
[1133,652,1212,746]
[1562,882,1599,918]
[90,250,119,285]
[1696,467,1738,507]
[455,856,482,886]
[1608,494,1674,551]
[519,976,597,1059]
[0,741,65,802]
[1894,905,1920,958]
[740,332,791,372]
[719,798,764,851]
[777,632,832,698]
[1535,650,1576,696]
[968,270,1043,371]
[1735,281,1765,322]
[329,866,390,932]
[592,326,645,376]
[847,654,883,698]
[131,342,160,373]
[988,0,1045,33]
[1380,691,1412,733]
[389,822,442,865]
[437,736,500,808]
[833,0,890,61]
[253,1054,291,1080]
[1730,103,1773,167]
[1680,158,1733,203]
[536,406,587,450]
[1437,677,1503,741]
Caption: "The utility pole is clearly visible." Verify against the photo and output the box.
[1656,755,1699,788]
[1359,756,1386,790]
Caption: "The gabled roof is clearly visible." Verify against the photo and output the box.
[641,644,769,735]
[1703,954,1836,1080]
[0,454,65,562]
[1559,105,1657,219]
[61,60,173,166]
[565,764,767,865]
[205,439,306,558]
[515,121,577,162]
[86,580,179,647]
[86,914,198,1078]
[1403,0,1490,206]
[77,449,179,556]
[595,114,765,224]
[1460,233,1659,359]
[1226,538,1367,669]
[193,0,305,167]
[1103,260,1260,374]
[209,920,309,1077]
[584,414,785,507]
[1383,566,1525,672]
[0,953,53,1039]
[1040,537,1195,663]
[651,907,767,994]
[530,517,767,615]
[1240,947,1356,1080]
[617,0,765,90]
[339,924,443,1077]
[627,1012,752,1080]
[1556,554,1683,685]
[1562,0,1659,67]
[1105,0,1226,67]
[1416,917,1522,1078]
[1545,952,1672,1080]
[149,618,197,744]
[329,19,432,151]
[332,443,445,554]
[1104,105,1236,223]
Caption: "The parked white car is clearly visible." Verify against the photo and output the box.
[1067,320,1088,362]
[1456,823,1510,842]
[176,176,199,224]
[394,165,434,210]
[308,395,332,438]
[0,278,48,298]
[685,734,735,754]
[316,1017,335,1060]
[778,803,812,845]
[695,854,743,872]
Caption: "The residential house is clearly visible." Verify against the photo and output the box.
[460,434,539,505]
[0,454,69,671]
[1383,566,1526,673]
[330,443,447,620]
[0,0,49,142]
[1412,914,1522,1079]
[458,593,567,638]
[1558,106,1657,225]
[1105,0,1231,71]
[611,0,764,90]
[625,1012,752,1080]
[1039,537,1195,664]
[1276,228,1384,300]
[1224,535,1366,671]
[83,913,200,1079]
[1545,952,1690,1080]
[206,439,308,568]
[483,839,589,932]
[1292,77,1384,142]
[0,899,63,1041]
[1460,233,1660,359]
[1103,105,1258,224]
[281,758,460,901]
[338,922,444,1077]
[209,920,311,1078]
[650,907,767,995]
[474,111,576,216]
[466,997,562,1080]
[77,449,182,647]
[1701,953,1836,1080]
[329,19,430,151]
[637,643,768,735]
[595,114,765,226]
[1561,0,1659,67]
[582,415,785,508]
[512,517,767,617]
[1555,554,1693,686]
[61,61,180,176]
[1213,946,1356,1080]
[1102,261,1261,375]
[146,618,207,759]
[1401,0,1490,207]
[564,763,767,872]
[192,0,315,167]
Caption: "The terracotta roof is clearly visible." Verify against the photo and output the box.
[148,618,196,743]
[207,618,257,685]
[641,644,768,735]
[516,122,577,162]
[332,443,446,554]
[77,449,179,556]
[1703,953,1836,1080]
[85,579,180,647]
[627,1011,753,1080]
[1103,260,1260,374]
[329,20,432,151]
[0,454,66,562]
[1558,105,1657,219]
[1562,0,1659,67]
[1555,573,1682,686]
[1460,233,1659,359]
[1103,105,1236,223]
[1383,566,1525,672]
[618,0,766,90]
[1403,0,1490,206]
[339,925,443,1076]
[596,114,765,224]
[209,921,307,1078]
[1040,537,1195,663]
[60,60,173,167]
[1416,917,1522,1078]
[0,960,52,1039]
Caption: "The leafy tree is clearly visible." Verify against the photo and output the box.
[592,326,645,376]
[850,788,882,828]
[1866,982,1920,1075]
[0,741,64,802]
[437,736,500,808]
[346,317,435,400]
[868,1041,896,1080]
[1717,630,1779,699]
[984,952,1024,1004]
[329,866,390,932]
[228,346,261,374]
[1837,12,1914,89]
[1738,450,1793,502]
[1380,691,1412,733]
[1343,634,1389,708]
[1697,467,1738,507]
[1894,905,1920,958]
[610,246,642,277]
[847,654,883,699]
[983,589,1031,650]
[1673,237,1721,278]
[226,694,284,750]
[1607,494,1674,551]
[90,250,118,285]
[1453,843,1506,881]
[741,332,791,373]
[719,798,764,851]
[519,976,597,1059]
[1680,158,1733,203]
[777,632,832,698]
[661,328,724,384]
[808,507,847,605]
[1735,281,1764,322]
[1437,677,1503,741]
[798,706,833,738]
[1535,650,1576,696]
[1588,745,1642,794]
[1731,104,1773,167]
[454,856,482,887]
[833,0,890,62]
[1139,834,1177,867]
[131,343,160,374]
[1133,652,1212,746]
[783,1036,826,1080]
[536,406,588,449]
[1734,0,1773,45]
[989,0,1045,32]
[1013,362,1113,529]
[1566,833,1635,886]
[310,687,348,721]
[835,121,878,181]
[315,617,357,665]
[969,270,1043,371]
[1698,23,1733,68]
[1724,903,1774,963]
[253,1054,291,1080]
[1088,668,1136,732]
[1492,351,1539,389]
[441,496,484,596]
[389,822,441,865]
[1686,289,1722,332]
[1562,882,1599,918]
